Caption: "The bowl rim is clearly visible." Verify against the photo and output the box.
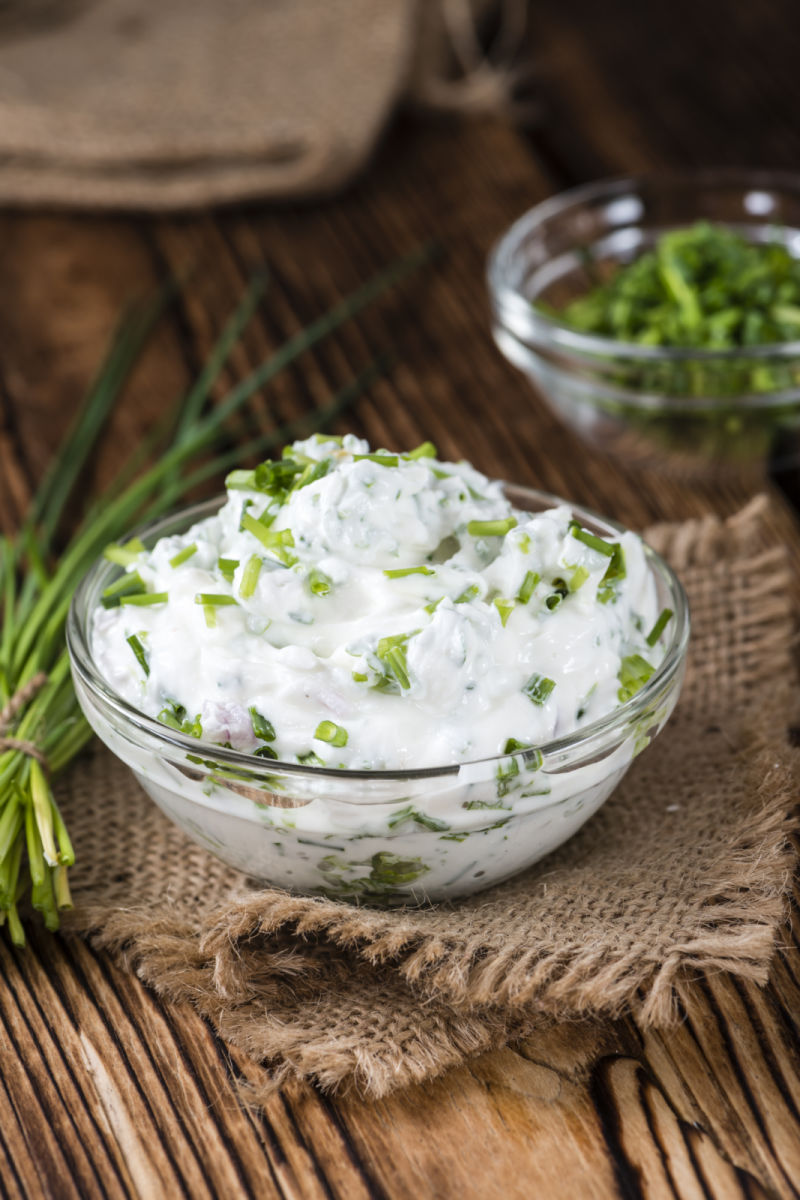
[487,168,800,366]
[66,485,690,784]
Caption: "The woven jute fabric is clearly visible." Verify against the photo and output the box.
[0,0,508,211]
[61,496,799,1099]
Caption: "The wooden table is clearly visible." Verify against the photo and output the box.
[2,3,800,1196]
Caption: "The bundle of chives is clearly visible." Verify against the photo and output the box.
[0,247,427,944]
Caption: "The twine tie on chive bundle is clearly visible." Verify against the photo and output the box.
[0,672,50,770]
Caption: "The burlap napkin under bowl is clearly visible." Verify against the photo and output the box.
[0,0,514,210]
[61,496,799,1100]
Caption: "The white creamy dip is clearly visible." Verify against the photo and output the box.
[92,435,669,774]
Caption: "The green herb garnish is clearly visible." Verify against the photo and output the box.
[387,805,449,832]
[249,707,276,742]
[126,634,149,676]
[405,441,437,459]
[523,673,556,706]
[467,518,517,537]
[375,631,416,690]
[169,543,198,568]
[516,570,540,604]
[314,721,348,747]
[239,555,262,599]
[494,597,515,626]
[569,522,616,558]
[119,591,169,606]
[454,584,479,604]
[194,593,237,607]
[308,569,332,596]
[646,608,674,646]
[100,570,146,608]
[218,557,239,583]
[617,653,655,702]
[383,566,435,579]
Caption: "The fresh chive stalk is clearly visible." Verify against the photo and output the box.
[0,243,428,943]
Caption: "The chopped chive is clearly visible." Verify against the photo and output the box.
[496,756,520,797]
[308,569,332,596]
[313,432,344,445]
[119,591,169,606]
[388,804,448,831]
[503,737,530,754]
[424,596,444,614]
[249,707,276,741]
[454,584,479,604]
[159,701,202,738]
[239,555,262,599]
[494,597,515,626]
[194,593,238,606]
[353,453,399,467]
[569,566,590,592]
[523,672,556,706]
[315,721,348,747]
[617,653,655,702]
[545,592,563,611]
[517,570,540,604]
[646,608,674,646]
[254,744,278,760]
[383,565,435,578]
[467,518,517,537]
[405,441,437,460]
[598,544,627,603]
[241,511,295,555]
[225,468,258,491]
[169,542,198,568]
[103,537,145,567]
[218,557,239,583]
[101,570,146,608]
[297,750,324,767]
[126,634,149,676]
[376,632,415,690]
[203,606,217,628]
[569,521,616,557]
[292,459,331,492]
[352,671,368,683]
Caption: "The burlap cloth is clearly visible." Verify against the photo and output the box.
[60,496,799,1100]
[0,0,521,210]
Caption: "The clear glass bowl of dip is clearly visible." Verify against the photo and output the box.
[488,171,800,477]
[66,487,689,905]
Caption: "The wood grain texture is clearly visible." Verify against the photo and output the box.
[1,4,800,1194]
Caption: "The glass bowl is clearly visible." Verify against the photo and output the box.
[488,170,800,477]
[66,486,689,906]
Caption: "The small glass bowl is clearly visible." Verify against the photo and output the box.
[66,486,689,906]
[488,171,800,476]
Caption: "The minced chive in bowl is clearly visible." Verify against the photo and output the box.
[488,171,800,476]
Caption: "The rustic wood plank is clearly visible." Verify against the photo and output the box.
[0,64,798,1199]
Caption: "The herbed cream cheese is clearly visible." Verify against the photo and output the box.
[92,435,670,772]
